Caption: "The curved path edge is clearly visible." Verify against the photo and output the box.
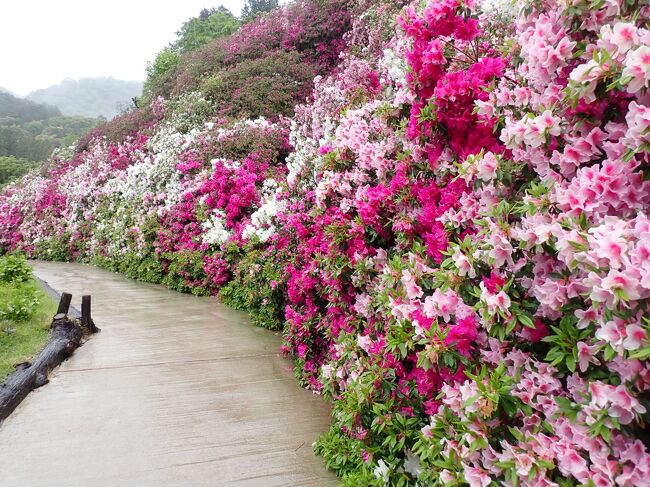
[0,261,336,487]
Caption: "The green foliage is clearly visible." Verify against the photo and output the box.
[143,7,239,100]
[0,156,36,186]
[314,427,368,477]
[33,234,73,262]
[0,255,40,326]
[201,50,316,119]
[219,245,286,330]
[0,256,56,380]
[241,0,279,22]
[0,92,60,122]
[174,7,240,53]
[162,250,210,296]
[543,313,593,373]
[164,91,214,133]
[0,91,97,162]
[144,48,181,99]
[0,254,32,284]
[0,291,39,322]
[77,107,154,147]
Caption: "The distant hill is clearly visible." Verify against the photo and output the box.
[27,77,143,119]
[0,91,97,184]
[0,91,61,123]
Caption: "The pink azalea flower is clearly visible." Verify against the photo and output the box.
[480,282,511,315]
[476,152,499,182]
[402,269,424,300]
[622,46,650,93]
[596,319,627,351]
[623,324,647,350]
[463,465,492,487]
[577,341,601,372]
[575,308,598,329]
[357,334,373,353]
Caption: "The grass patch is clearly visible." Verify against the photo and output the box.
[0,256,56,381]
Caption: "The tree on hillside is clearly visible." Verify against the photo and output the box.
[0,156,36,186]
[241,0,279,22]
[0,92,96,162]
[143,6,241,100]
[144,47,181,98]
[173,6,240,53]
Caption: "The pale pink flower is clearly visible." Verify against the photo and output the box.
[623,324,647,350]
[389,297,414,320]
[321,364,334,379]
[485,227,514,268]
[401,269,423,300]
[480,283,512,315]
[475,99,494,117]
[451,246,476,278]
[600,22,639,57]
[357,334,373,353]
[622,45,650,93]
[622,101,650,150]
[423,289,460,322]
[463,464,492,487]
[570,60,604,102]
[459,380,481,414]
[555,443,589,483]
[577,341,601,372]
[611,23,639,53]
[500,117,528,148]
[476,152,499,182]
[354,293,371,318]
[596,319,626,351]
[588,269,642,309]
[524,111,562,148]
[532,277,568,311]
[514,452,535,476]
[589,382,646,425]
[439,469,455,483]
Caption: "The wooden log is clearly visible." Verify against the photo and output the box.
[0,317,83,421]
[81,295,99,333]
[56,292,72,315]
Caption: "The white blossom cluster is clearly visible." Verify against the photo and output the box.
[202,209,231,245]
[242,179,285,243]
[380,48,408,86]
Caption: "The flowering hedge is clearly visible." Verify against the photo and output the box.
[1,0,650,485]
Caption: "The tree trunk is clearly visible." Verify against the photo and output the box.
[0,316,84,422]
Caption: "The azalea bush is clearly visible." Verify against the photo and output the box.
[1,0,649,485]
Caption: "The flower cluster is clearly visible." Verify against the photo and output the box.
[1,0,649,485]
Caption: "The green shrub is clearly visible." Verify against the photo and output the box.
[0,291,39,322]
[0,275,56,380]
[33,234,73,262]
[314,427,369,479]
[162,249,210,296]
[143,48,181,100]
[219,244,285,330]
[173,7,240,53]
[0,254,32,284]
[0,156,37,186]
[200,50,316,119]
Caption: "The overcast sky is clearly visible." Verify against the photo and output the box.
[0,0,246,96]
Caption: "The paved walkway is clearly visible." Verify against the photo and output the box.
[0,261,335,486]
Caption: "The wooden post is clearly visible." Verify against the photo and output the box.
[0,289,101,421]
[56,292,72,315]
[0,316,83,421]
[81,295,98,333]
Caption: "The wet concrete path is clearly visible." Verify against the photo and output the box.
[0,261,336,486]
